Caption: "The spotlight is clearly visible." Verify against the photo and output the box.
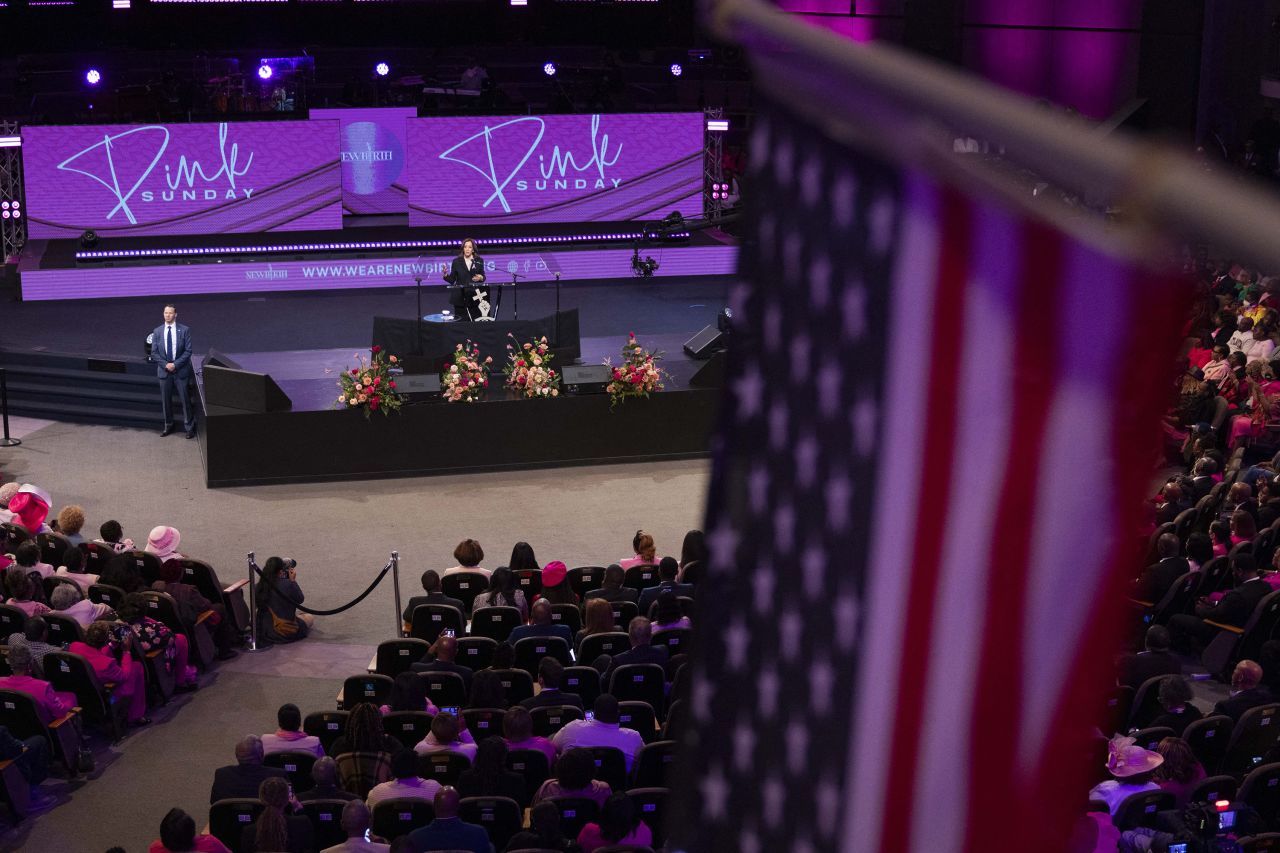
[258,64,273,81]
[80,230,99,249]
[374,62,390,77]
[543,62,557,77]
[670,63,683,77]
[85,69,101,86]
[706,118,729,132]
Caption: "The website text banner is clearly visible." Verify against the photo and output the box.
[19,245,738,300]
[22,121,343,239]
[406,113,705,226]
[310,108,416,216]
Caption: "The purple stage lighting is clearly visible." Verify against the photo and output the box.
[670,63,683,77]
[375,62,390,77]
[543,62,557,76]
[257,64,273,80]
[85,69,101,86]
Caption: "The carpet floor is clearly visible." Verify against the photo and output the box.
[0,419,711,852]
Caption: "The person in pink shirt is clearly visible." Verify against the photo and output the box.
[261,703,325,757]
[148,807,231,853]
[69,620,149,726]
[576,792,653,853]
[4,567,50,618]
[0,645,75,725]
[502,706,556,766]
[618,530,659,570]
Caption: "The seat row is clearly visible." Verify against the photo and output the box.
[1101,761,1280,836]
[405,599,693,646]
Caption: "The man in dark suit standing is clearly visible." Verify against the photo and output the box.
[150,303,195,438]
[443,238,487,321]
[638,557,696,616]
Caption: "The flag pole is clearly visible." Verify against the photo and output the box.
[705,0,1280,272]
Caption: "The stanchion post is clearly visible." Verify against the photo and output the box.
[391,551,402,638]
[0,368,21,448]
[246,551,260,652]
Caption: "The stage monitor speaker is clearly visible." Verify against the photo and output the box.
[203,365,292,413]
[689,351,726,388]
[560,363,612,395]
[683,325,725,359]
[204,350,244,370]
[397,373,441,402]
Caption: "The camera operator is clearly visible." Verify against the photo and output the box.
[257,556,313,645]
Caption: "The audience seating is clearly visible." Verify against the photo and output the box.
[375,638,430,678]
[0,604,27,640]
[492,669,535,705]
[441,572,489,615]
[0,754,30,819]
[1239,835,1280,852]
[208,798,264,848]
[470,606,523,643]
[662,699,688,742]
[42,612,85,646]
[87,583,126,611]
[1239,762,1280,828]
[420,671,467,710]
[43,650,124,742]
[646,596,695,621]
[335,751,391,798]
[530,705,583,738]
[456,636,497,671]
[513,569,542,601]
[371,797,434,840]
[1112,789,1175,831]
[137,590,216,670]
[562,666,601,709]
[618,701,658,744]
[652,628,692,658]
[459,795,522,851]
[622,565,660,592]
[42,576,81,604]
[632,740,675,789]
[550,603,583,636]
[176,558,251,636]
[1187,774,1237,806]
[120,551,163,586]
[78,543,114,575]
[264,750,318,792]
[609,665,666,721]
[627,786,669,847]
[409,604,465,643]
[513,636,572,675]
[505,748,550,807]
[1128,726,1175,753]
[0,689,81,776]
[383,711,434,751]
[300,799,350,850]
[462,707,505,740]
[608,601,638,631]
[341,674,394,711]
[304,710,350,755]
[416,751,470,786]
[579,632,630,663]
[586,745,629,792]
[547,795,600,838]
[567,567,605,599]
[1186,715,1234,773]
[1222,705,1280,776]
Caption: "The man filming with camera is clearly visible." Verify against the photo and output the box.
[256,556,313,645]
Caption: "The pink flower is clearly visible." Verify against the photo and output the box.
[389,381,396,389]
[456,343,463,351]
[485,356,493,364]
[524,343,532,350]
[517,375,527,384]
[389,355,398,363]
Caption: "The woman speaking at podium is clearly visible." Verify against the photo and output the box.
[444,238,487,321]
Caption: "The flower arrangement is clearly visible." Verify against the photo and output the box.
[504,334,561,399]
[442,341,493,403]
[336,345,404,418]
[605,332,668,408]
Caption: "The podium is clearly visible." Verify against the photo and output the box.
[448,282,516,322]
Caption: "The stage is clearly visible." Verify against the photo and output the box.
[193,332,721,487]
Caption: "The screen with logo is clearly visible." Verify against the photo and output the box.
[310,107,416,216]
[405,112,704,225]
[21,120,343,239]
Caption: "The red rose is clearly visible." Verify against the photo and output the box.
[517,360,525,367]
[351,369,359,375]
[369,398,380,410]
[371,345,382,354]
[389,381,396,388]
[613,369,622,379]
[483,379,489,387]
[373,376,381,385]
[632,375,643,384]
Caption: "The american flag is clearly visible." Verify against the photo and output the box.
[667,98,1190,851]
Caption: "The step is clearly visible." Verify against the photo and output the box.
[4,380,165,409]
[0,363,159,388]
[3,398,160,428]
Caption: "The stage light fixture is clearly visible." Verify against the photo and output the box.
[543,62,557,77]
[375,62,390,77]
[258,64,273,80]
[670,63,683,77]
[706,118,729,132]
[85,69,102,86]
[510,0,527,6]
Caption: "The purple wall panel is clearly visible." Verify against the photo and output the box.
[776,0,850,15]
[1053,0,1142,30]
[22,121,342,239]
[19,245,738,300]
[853,0,904,14]
[797,13,880,41]
[963,0,1054,27]
[405,113,705,226]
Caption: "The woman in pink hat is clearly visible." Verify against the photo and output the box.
[1087,735,1163,815]
[145,526,185,564]
[8,484,52,535]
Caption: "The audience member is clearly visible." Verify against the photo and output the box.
[473,566,528,620]
[8,484,52,534]
[576,791,652,853]
[618,530,658,570]
[117,593,198,691]
[257,556,313,645]
[638,556,695,614]
[405,786,493,853]
[1213,660,1274,722]
[0,645,75,725]
[50,582,114,627]
[1184,532,1213,572]
[0,723,54,812]
[152,559,238,661]
[55,505,87,546]
[467,669,509,710]
[677,528,708,585]
[145,525,185,563]
[1209,520,1232,558]
[1134,535,1188,603]
[1116,626,1181,691]
[651,591,692,634]
[401,570,465,633]
[1087,736,1163,815]
[319,800,388,853]
[503,800,578,852]
[0,482,18,523]
[99,552,147,593]
[262,703,325,757]
[1152,737,1206,808]
[485,642,516,673]
[536,561,578,606]
[95,519,134,553]
[531,746,611,808]
[575,599,615,654]
[603,617,668,683]
[508,600,573,647]
[508,541,540,576]
[366,748,441,808]
[502,706,556,766]
[1169,554,1271,652]
[413,712,477,760]
[442,539,489,579]
[1149,676,1204,736]
[583,565,636,605]
[383,671,439,716]
[330,703,402,757]
[148,807,231,853]
[240,775,313,853]
[55,546,99,592]
[209,735,287,803]
[521,658,584,711]
[550,694,644,772]
[297,757,360,803]
[70,620,149,726]
[411,633,474,691]
[455,736,524,802]
[7,616,59,676]
[13,541,53,579]
[1230,509,1258,544]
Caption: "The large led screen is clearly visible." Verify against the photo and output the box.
[311,107,416,216]
[406,113,704,225]
[22,120,343,238]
